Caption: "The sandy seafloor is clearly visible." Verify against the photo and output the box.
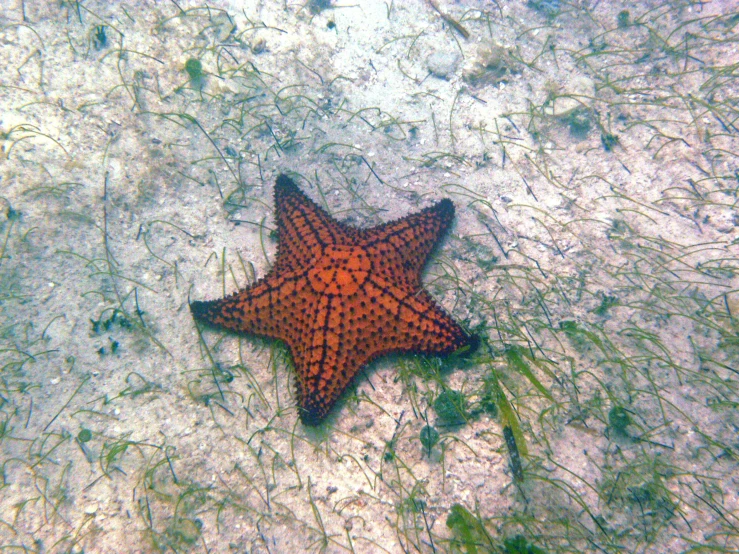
[1,0,739,552]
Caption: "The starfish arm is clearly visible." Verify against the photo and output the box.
[290,294,370,424]
[190,273,312,343]
[363,198,455,283]
[363,276,477,355]
[273,175,355,273]
[293,352,368,425]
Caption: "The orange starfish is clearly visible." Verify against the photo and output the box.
[191,175,478,425]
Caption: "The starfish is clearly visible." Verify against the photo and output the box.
[190,175,478,425]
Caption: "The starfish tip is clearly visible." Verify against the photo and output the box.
[298,407,323,426]
[433,198,455,228]
[437,197,454,214]
[465,333,481,355]
[189,299,214,323]
[275,173,298,194]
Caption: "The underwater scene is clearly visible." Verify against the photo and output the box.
[1,0,738,552]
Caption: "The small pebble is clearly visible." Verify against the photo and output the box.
[427,51,460,79]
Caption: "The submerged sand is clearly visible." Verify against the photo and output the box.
[1,1,738,552]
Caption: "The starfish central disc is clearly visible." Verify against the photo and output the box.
[308,244,371,296]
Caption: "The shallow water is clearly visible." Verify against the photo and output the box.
[1,1,738,552]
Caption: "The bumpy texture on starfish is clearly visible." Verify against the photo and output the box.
[191,175,478,425]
